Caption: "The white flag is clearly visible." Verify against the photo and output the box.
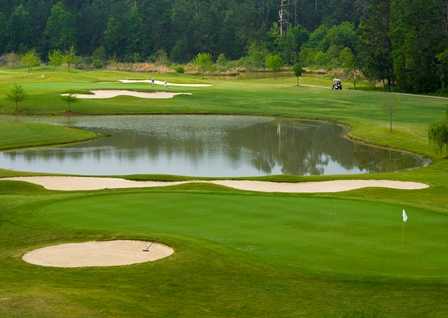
[402,209,408,222]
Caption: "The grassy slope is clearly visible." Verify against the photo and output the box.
[0,67,447,317]
[0,122,98,151]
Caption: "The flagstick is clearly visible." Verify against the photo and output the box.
[402,220,404,248]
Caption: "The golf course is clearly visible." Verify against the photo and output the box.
[1,66,448,317]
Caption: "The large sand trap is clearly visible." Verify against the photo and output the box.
[22,240,174,267]
[2,176,428,192]
[62,90,191,99]
[3,176,186,190]
[119,79,212,87]
[210,179,429,193]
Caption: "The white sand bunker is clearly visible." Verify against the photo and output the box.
[119,79,211,87]
[4,176,187,191]
[2,176,428,192]
[211,179,429,193]
[62,90,191,99]
[22,240,174,268]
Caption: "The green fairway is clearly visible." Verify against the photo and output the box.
[35,191,448,279]
[1,68,447,158]
[1,68,448,317]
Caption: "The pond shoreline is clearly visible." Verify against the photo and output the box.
[0,114,428,177]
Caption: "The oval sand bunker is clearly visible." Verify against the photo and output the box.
[22,240,174,268]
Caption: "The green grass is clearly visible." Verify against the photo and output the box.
[0,122,98,151]
[1,183,448,317]
[33,191,448,279]
[0,67,448,317]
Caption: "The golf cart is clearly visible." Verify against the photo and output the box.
[332,79,342,90]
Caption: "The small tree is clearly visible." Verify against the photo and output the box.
[6,52,21,69]
[48,49,64,71]
[216,53,227,66]
[428,106,448,156]
[193,52,213,79]
[382,95,397,132]
[60,92,78,112]
[340,47,359,90]
[93,46,107,61]
[21,49,41,73]
[265,54,284,79]
[6,83,28,111]
[292,62,304,86]
[216,53,227,71]
[64,46,77,72]
[154,49,169,66]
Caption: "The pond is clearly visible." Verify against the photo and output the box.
[0,115,427,177]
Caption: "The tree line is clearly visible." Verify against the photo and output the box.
[1,0,448,94]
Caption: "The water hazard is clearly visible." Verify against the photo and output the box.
[0,115,427,177]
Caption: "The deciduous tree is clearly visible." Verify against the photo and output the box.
[340,47,358,89]
[244,42,269,72]
[64,46,77,72]
[292,62,304,86]
[125,4,143,60]
[154,49,169,66]
[21,49,40,73]
[428,106,448,156]
[5,5,33,53]
[6,53,20,69]
[381,95,397,132]
[48,49,64,71]
[323,22,358,53]
[103,16,125,58]
[93,46,107,62]
[265,54,284,79]
[44,2,77,50]
[389,0,447,93]
[193,52,213,79]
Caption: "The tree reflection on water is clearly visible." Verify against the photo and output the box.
[0,115,427,176]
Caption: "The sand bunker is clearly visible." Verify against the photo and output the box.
[2,176,428,192]
[119,79,212,87]
[22,240,174,267]
[3,176,186,191]
[62,90,191,99]
[210,179,429,193]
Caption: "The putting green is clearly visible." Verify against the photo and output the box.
[34,192,448,279]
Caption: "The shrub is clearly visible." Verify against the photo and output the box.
[92,59,104,69]
[171,64,185,73]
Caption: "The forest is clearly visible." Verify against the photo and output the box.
[1,0,448,94]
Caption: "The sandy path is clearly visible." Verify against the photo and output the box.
[2,176,428,192]
[62,90,191,99]
[22,240,174,267]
